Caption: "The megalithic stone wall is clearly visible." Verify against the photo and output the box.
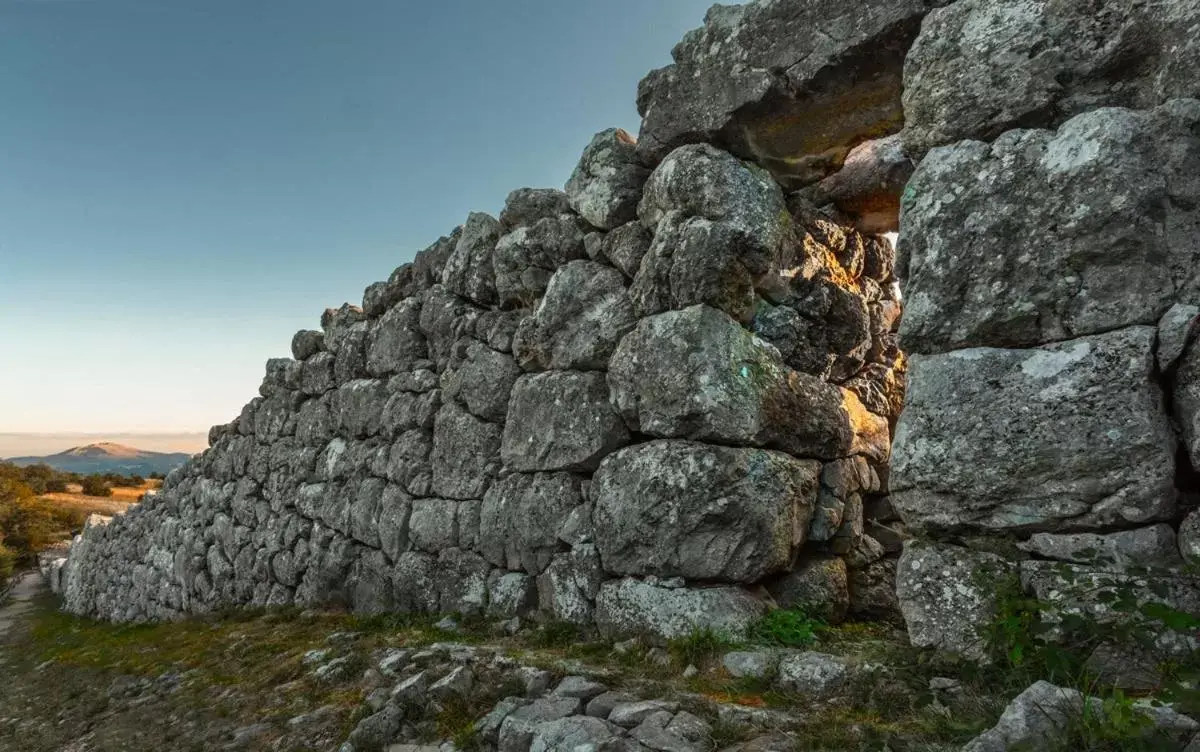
[60,0,925,638]
[893,0,1200,660]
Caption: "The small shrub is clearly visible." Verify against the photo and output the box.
[749,608,823,648]
[79,476,113,498]
[668,628,734,668]
[530,620,580,648]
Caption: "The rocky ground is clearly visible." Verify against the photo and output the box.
[0,571,1016,752]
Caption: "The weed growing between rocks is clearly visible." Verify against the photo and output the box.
[747,607,824,648]
[975,564,1200,747]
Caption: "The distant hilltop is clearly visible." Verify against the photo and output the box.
[5,442,192,476]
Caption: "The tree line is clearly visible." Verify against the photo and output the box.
[0,462,157,590]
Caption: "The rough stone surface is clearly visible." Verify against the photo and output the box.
[963,680,1199,752]
[900,102,1200,355]
[904,0,1200,156]
[892,327,1176,533]
[896,541,1015,661]
[808,135,912,234]
[1018,526,1183,571]
[442,212,501,307]
[636,1,948,184]
[1158,303,1200,373]
[512,261,637,372]
[501,372,629,473]
[609,306,889,462]
[592,441,819,582]
[595,579,766,640]
[565,128,649,230]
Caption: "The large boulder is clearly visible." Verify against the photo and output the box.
[595,579,767,640]
[635,0,948,185]
[440,341,521,423]
[637,144,788,273]
[896,541,1015,661]
[903,0,1200,157]
[501,372,629,472]
[900,101,1200,355]
[565,128,650,230]
[891,327,1176,533]
[591,441,819,582]
[608,306,889,462]
[512,261,637,371]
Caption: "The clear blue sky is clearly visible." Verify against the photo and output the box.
[0,0,714,435]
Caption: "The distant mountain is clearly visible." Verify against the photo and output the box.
[6,442,192,476]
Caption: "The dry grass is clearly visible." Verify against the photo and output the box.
[36,481,158,519]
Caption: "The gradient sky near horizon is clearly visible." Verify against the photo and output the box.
[0,0,715,437]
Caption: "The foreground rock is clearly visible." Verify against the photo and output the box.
[895,541,1014,662]
[609,306,890,462]
[963,680,1199,752]
[891,327,1175,533]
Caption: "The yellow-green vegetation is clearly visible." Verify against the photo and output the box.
[0,475,87,584]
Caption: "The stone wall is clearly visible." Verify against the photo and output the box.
[60,0,923,639]
[893,0,1200,660]
[60,0,1200,652]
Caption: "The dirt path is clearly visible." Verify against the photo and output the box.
[0,571,46,641]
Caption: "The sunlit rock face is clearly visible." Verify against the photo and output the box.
[59,20,906,636]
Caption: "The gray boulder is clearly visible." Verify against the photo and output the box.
[904,0,1200,156]
[595,579,766,640]
[501,372,629,473]
[630,212,757,323]
[636,0,947,184]
[536,545,604,625]
[565,128,650,230]
[775,652,851,696]
[429,403,502,500]
[1158,303,1200,372]
[441,212,500,306]
[512,261,637,371]
[638,144,787,275]
[609,306,889,462]
[441,341,521,423]
[494,215,589,307]
[896,541,1015,661]
[891,327,1176,533]
[592,441,819,582]
[479,472,585,574]
[900,101,1200,355]
[501,188,572,230]
[963,680,1199,752]
[291,329,325,361]
[600,222,651,280]
[766,555,849,624]
[365,299,425,377]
